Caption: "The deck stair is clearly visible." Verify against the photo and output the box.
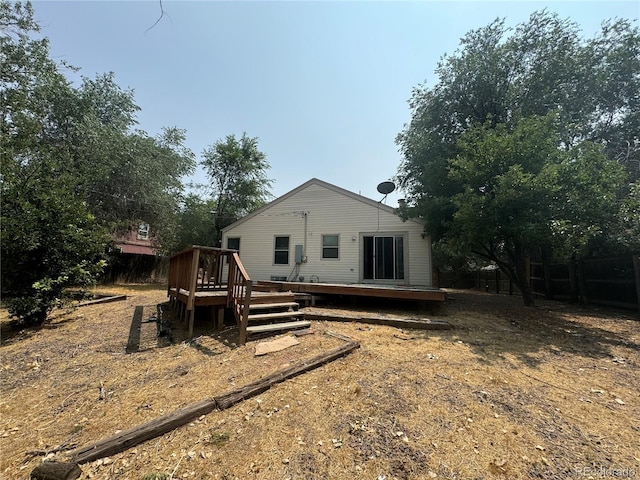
[168,246,313,344]
[245,300,309,336]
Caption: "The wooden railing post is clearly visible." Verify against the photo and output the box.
[227,253,236,307]
[187,248,200,338]
[212,251,220,287]
[239,280,252,345]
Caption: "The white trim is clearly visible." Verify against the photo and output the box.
[321,234,340,260]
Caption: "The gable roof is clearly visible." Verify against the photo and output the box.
[222,177,424,233]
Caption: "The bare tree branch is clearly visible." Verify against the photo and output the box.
[145,0,166,34]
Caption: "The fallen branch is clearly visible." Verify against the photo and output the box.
[61,389,87,409]
[518,371,578,394]
[324,330,354,342]
[25,443,78,458]
[394,334,419,340]
[25,433,78,457]
[70,341,359,464]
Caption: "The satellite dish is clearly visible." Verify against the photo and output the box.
[377,181,396,195]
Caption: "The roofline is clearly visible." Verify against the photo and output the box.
[222,178,425,233]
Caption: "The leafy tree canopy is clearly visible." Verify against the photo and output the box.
[1,0,194,324]
[396,10,639,305]
[201,133,273,246]
[173,192,218,252]
[447,115,625,304]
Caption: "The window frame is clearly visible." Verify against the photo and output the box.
[274,235,290,265]
[362,232,407,282]
[225,237,240,264]
[321,234,340,260]
[137,223,150,241]
[226,237,240,252]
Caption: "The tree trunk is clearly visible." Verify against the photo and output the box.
[515,253,535,306]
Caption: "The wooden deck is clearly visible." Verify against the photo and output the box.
[169,287,296,307]
[167,246,446,343]
[254,281,447,302]
[167,246,312,342]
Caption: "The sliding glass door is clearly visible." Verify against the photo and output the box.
[363,235,404,281]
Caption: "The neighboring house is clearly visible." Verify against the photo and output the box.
[113,223,157,256]
[221,178,434,287]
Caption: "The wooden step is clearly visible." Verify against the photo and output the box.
[249,292,295,305]
[248,302,299,311]
[246,320,311,334]
[247,311,304,322]
[251,283,281,292]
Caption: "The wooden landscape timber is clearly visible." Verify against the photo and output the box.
[303,312,452,330]
[69,340,360,464]
[70,398,218,465]
[76,294,127,307]
[214,340,359,409]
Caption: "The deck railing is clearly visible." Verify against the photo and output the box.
[228,252,252,345]
[168,245,252,342]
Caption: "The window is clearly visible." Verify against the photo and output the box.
[225,237,240,263]
[274,236,289,265]
[137,223,149,240]
[322,234,339,259]
[227,237,240,252]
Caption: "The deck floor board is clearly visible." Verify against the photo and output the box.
[168,288,295,307]
[254,281,446,302]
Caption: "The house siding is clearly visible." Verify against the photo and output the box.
[222,180,432,286]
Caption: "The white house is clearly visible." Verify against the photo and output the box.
[221,178,434,287]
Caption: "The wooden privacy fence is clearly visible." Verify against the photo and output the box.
[167,246,252,340]
[437,268,516,294]
[528,254,640,312]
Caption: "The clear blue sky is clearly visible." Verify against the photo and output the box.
[33,1,639,207]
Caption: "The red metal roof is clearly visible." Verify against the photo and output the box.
[117,243,157,256]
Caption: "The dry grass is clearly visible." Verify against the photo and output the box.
[1,285,638,480]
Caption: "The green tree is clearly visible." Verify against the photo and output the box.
[396,11,638,305]
[82,123,195,248]
[1,0,107,324]
[1,0,194,324]
[69,72,196,244]
[617,183,640,251]
[1,155,109,324]
[201,133,273,245]
[173,193,217,251]
[446,115,625,305]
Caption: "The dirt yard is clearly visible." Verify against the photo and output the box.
[1,285,638,480]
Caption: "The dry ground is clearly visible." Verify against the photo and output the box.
[0,285,638,480]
